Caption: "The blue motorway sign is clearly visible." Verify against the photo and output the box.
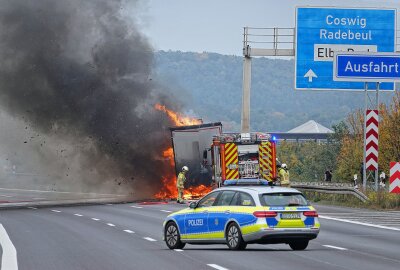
[334,53,400,82]
[295,7,396,91]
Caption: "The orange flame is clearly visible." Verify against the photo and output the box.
[183,184,213,200]
[155,104,202,126]
[154,104,212,200]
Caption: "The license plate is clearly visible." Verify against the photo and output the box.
[281,212,301,219]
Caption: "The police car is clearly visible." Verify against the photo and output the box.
[163,181,320,250]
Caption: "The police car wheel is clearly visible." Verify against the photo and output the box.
[289,240,309,251]
[165,222,185,250]
[226,223,247,250]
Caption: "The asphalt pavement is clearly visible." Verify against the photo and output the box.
[0,187,133,210]
[0,202,399,270]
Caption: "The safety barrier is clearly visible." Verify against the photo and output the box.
[291,182,369,202]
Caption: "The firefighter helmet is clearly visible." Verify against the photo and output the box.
[282,163,287,169]
[182,166,189,172]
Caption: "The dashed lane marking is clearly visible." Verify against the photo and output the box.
[74,214,83,217]
[207,264,229,270]
[0,223,18,270]
[91,218,100,221]
[105,204,113,206]
[0,195,13,198]
[123,230,135,234]
[323,245,348,251]
[160,210,172,213]
[107,223,115,227]
[32,197,45,200]
[27,207,37,210]
[51,210,61,213]
[130,206,143,209]
[143,237,157,242]
[174,249,184,252]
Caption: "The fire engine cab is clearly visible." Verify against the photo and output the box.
[210,132,277,186]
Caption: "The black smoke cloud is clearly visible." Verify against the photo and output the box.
[0,0,179,197]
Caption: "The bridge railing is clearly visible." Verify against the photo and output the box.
[243,27,400,57]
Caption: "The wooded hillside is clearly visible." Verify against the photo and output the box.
[153,51,394,132]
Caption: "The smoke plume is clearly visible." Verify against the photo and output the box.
[0,0,178,198]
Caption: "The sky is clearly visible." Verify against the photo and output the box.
[140,0,399,56]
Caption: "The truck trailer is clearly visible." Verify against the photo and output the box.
[171,123,277,188]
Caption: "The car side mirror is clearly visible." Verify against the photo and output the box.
[189,202,197,209]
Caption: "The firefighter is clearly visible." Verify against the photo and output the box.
[279,163,290,187]
[272,163,282,186]
[177,166,189,204]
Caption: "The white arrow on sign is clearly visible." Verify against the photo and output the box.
[304,69,317,82]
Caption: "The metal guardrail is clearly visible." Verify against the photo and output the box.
[291,182,369,202]
[292,182,353,188]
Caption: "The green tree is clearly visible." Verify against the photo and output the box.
[335,92,400,183]
[379,91,400,174]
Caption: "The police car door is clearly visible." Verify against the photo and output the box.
[228,191,257,226]
[184,191,220,235]
[208,190,236,237]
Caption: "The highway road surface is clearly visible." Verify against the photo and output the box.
[0,202,399,270]
[0,187,131,208]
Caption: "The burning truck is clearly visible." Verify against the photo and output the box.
[154,105,277,200]
[170,122,223,191]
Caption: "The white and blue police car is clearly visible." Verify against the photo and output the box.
[163,180,320,250]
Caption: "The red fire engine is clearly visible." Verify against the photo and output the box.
[211,132,277,186]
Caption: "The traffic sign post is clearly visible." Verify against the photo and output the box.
[295,7,396,91]
[365,109,379,172]
[390,162,400,193]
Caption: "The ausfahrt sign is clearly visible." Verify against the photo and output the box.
[333,53,400,82]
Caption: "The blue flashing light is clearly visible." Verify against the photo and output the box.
[224,179,270,186]
[272,136,277,141]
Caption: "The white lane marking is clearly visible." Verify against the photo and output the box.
[174,249,184,252]
[0,224,18,270]
[160,210,172,213]
[319,215,400,231]
[105,204,113,206]
[123,230,135,234]
[319,212,388,215]
[27,207,37,210]
[207,264,229,270]
[107,223,115,227]
[91,218,100,221]
[323,245,348,251]
[51,210,61,213]
[74,214,83,217]
[143,237,157,242]
[0,195,13,198]
[32,197,45,200]
[130,206,143,209]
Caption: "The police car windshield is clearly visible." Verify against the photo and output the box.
[260,193,308,207]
